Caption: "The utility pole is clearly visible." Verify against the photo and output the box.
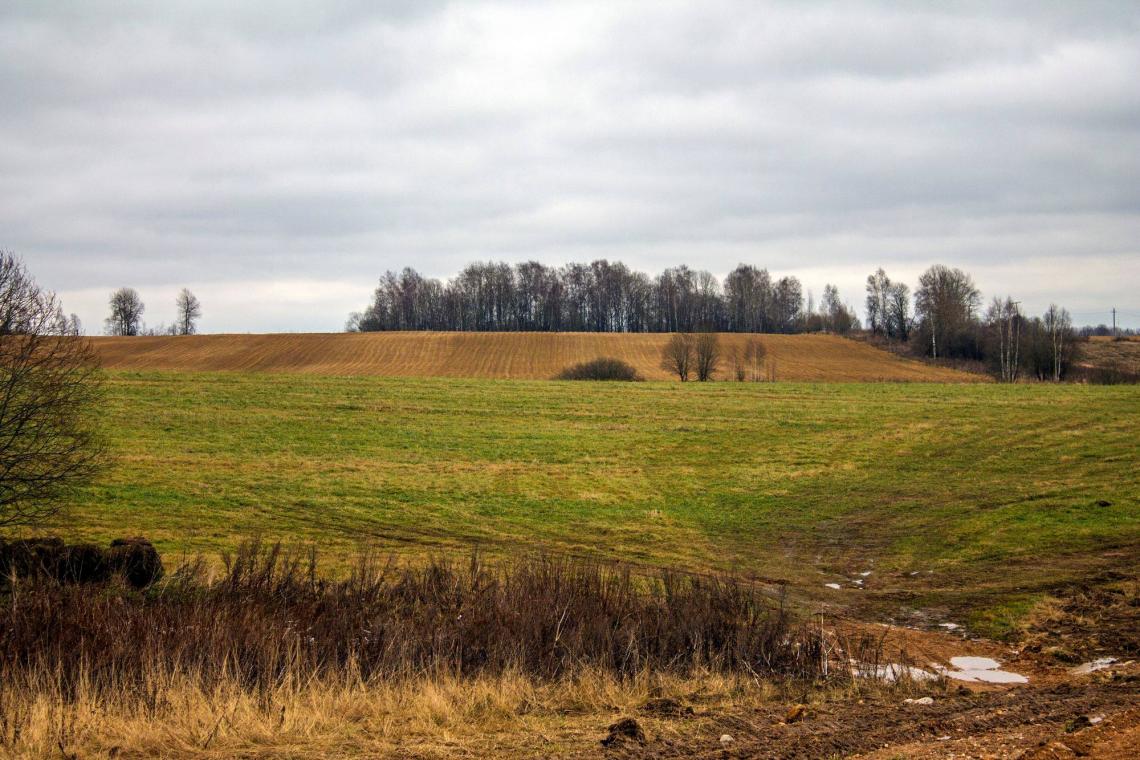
[1113,307,1117,338]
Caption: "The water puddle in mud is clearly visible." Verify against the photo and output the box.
[937,656,1028,684]
[950,656,1000,670]
[1070,657,1117,675]
[824,582,842,590]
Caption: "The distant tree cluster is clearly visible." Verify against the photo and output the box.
[864,264,1081,382]
[348,261,856,335]
[348,258,1092,383]
[659,333,775,382]
[1079,324,1137,338]
[104,288,201,336]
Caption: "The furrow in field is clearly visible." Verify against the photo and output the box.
[90,332,982,382]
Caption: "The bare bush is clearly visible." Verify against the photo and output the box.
[0,541,826,698]
[694,333,720,381]
[744,338,768,381]
[555,357,643,381]
[660,333,694,381]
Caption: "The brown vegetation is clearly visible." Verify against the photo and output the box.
[1073,336,1140,384]
[89,332,981,382]
[0,540,822,692]
[3,541,1138,757]
[554,357,643,381]
[0,536,162,588]
[0,540,836,757]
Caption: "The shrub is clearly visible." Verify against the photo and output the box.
[0,541,825,696]
[0,536,163,588]
[555,357,643,381]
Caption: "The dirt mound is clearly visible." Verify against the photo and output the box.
[89,332,981,383]
[602,718,647,748]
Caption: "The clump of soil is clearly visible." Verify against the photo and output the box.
[602,717,647,748]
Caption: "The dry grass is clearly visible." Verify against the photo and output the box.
[0,542,916,758]
[0,668,777,759]
[89,332,980,382]
[0,542,836,758]
[1076,336,1140,382]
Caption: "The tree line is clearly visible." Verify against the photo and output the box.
[348,261,858,335]
[866,265,1081,382]
[351,259,1087,382]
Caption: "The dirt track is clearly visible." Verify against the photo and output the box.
[89,332,981,382]
[593,646,1139,760]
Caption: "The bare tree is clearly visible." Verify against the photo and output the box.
[986,297,1022,383]
[174,288,202,335]
[694,332,720,381]
[865,268,891,336]
[886,282,910,341]
[660,333,694,381]
[744,338,768,381]
[1,252,104,527]
[1043,304,1073,382]
[105,288,145,336]
[914,265,981,359]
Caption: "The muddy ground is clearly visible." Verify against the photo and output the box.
[583,576,1140,759]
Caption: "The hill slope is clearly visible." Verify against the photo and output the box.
[90,332,980,382]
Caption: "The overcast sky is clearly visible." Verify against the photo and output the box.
[3,1,1139,333]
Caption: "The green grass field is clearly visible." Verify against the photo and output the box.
[53,372,1139,616]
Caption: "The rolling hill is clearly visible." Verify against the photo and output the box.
[90,332,981,382]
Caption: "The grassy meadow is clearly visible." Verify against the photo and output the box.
[50,371,1138,614]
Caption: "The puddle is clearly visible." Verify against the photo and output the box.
[939,623,960,631]
[852,663,938,682]
[950,656,1000,670]
[937,656,1028,684]
[824,583,842,590]
[1070,657,1117,675]
[951,669,1029,684]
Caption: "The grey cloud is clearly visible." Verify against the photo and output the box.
[1,0,1138,332]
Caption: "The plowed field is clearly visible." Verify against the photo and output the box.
[90,332,980,382]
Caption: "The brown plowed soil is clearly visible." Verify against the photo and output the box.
[89,332,981,382]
